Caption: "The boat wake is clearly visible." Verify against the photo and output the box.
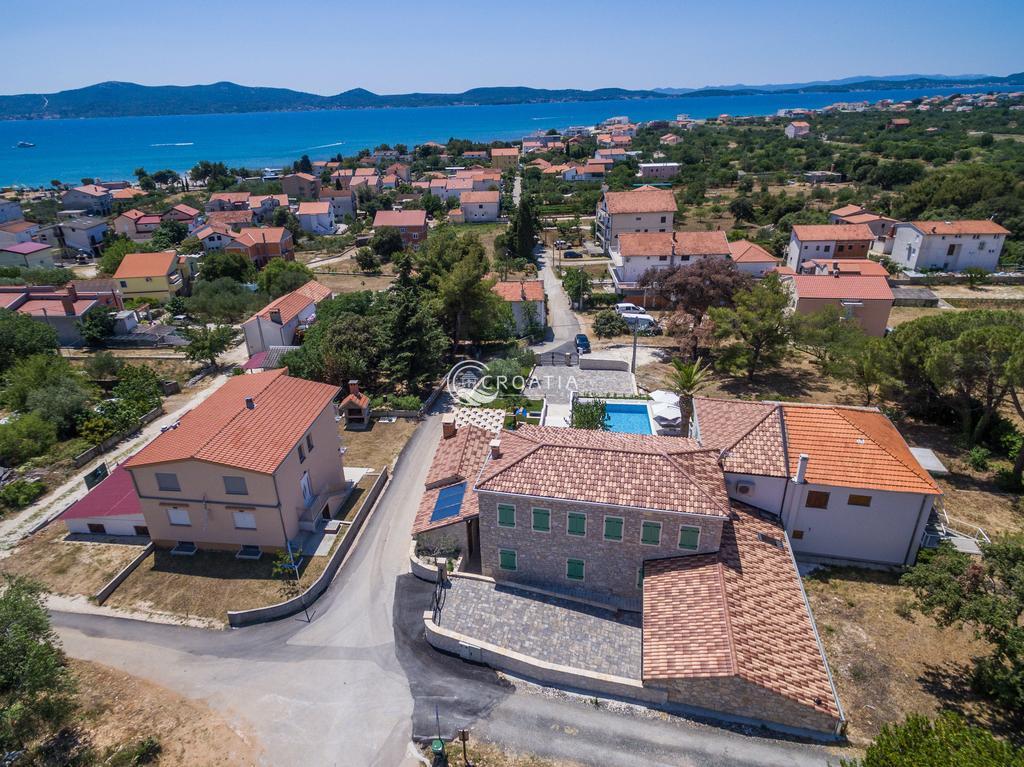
[150,142,194,147]
[304,141,346,150]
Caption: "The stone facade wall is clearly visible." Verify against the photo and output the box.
[652,675,841,736]
[416,521,468,558]
[478,491,723,603]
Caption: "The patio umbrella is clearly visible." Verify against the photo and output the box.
[649,390,679,405]
[651,402,682,424]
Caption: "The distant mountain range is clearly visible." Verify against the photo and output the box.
[1,73,1022,121]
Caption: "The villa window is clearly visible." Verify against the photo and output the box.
[603,516,624,542]
[499,549,517,571]
[306,434,314,452]
[806,491,830,509]
[848,494,872,507]
[155,472,180,492]
[298,444,306,463]
[166,507,190,527]
[566,559,585,581]
[532,508,551,532]
[233,511,256,529]
[497,504,516,528]
[567,512,586,536]
[678,525,700,551]
[641,521,662,546]
[224,476,248,495]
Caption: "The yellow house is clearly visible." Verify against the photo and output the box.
[113,250,183,301]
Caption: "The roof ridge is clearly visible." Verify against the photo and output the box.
[715,559,740,677]
[661,451,732,517]
[832,408,937,490]
[720,404,780,457]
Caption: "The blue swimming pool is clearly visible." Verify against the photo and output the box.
[604,402,653,435]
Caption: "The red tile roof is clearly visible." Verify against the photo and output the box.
[692,398,788,477]
[781,404,940,494]
[459,191,499,204]
[787,274,894,301]
[232,227,290,247]
[643,503,841,723]
[209,192,251,204]
[802,259,890,276]
[373,210,426,228]
[475,426,730,518]
[490,147,519,157]
[251,279,331,325]
[791,224,874,242]
[412,426,494,534]
[492,280,544,303]
[297,201,331,216]
[125,370,339,474]
[113,251,177,279]
[60,465,141,520]
[829,204,865,218]
[72,184,110,197]
[909,219,1010,236]
[603,188,676,215]
[728,239,777,264]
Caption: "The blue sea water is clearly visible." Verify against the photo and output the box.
[0,85,1014,187]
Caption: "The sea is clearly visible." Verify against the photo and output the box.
[0,85,1015,188]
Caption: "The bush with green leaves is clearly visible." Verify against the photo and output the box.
[967,445,991,472]
[592,309,628,338]
[570,399,607,430]
[255,258,314,298]
[0,479,46,510]
[0,309,58,373]
[0,413,59,465]
[354,246,381,272]
[84,351,125,380]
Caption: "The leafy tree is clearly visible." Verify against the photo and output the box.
[791,306,868,375]
[710,273,792,382]
[199,250,256,283]
[728,196,756,223]
[665,358,710,436]
[26,377,93,436]
[2,354,78,411]
[0,479,46,510]
[354,246,380,272]
[0,309,58,373]
[84,351,124,379]
[0,413,58,465]
[0,576,77,753]
[271,205,303,244]
[836,336,890,406]
[840,713,1024,767]
[370,226,404,260]
[433,236,508,344]
[505,196,540,261]
[77,305,116,347]
[902,538,1024,716]
[560,267,591,309]
[148,220,187,249]
[256,258,314,298]
[97,235,144,276]
[593,309,629,338]
[187,277,264,322]
[182,325,236,368]
[571,399,607,430]
[112,364,161,413]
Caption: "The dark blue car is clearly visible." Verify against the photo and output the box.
[575,334,591,354]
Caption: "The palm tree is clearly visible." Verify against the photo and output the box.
[664,357,710,437]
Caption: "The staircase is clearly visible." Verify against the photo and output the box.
[921,499,989,556]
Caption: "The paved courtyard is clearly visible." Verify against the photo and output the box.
[528,364,636,405]
[437,576,641,679]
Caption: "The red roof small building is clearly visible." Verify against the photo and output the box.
[340,380,371,430]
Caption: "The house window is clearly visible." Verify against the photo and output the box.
[119,280,127,288]
[298,444,306,463]
[823,244,831,252]
[532,508,551,532]
[566,558,585,581]
[678,525,700,550]
[659,255,668,261]
[567,512,586,536]
[660,216,667,224]
[155,472,180,492]
[233,511,256,529]
[306,434,314,452]
[848,494,872,507]
[88,523,106,534]
[224,476,248,495]
[947,244,956,256]
[499,549,517,571]
[806,490,830,509]
[497,504,516,528]
[603,516,624,541]
[640,521,662,546]
[166,507,190,526]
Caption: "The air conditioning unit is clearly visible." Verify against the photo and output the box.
[735,480,755,496]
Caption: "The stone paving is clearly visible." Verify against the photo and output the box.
[437,576,641,679]
[528,365,636,405]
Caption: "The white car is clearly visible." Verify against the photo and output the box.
[614,302,645,315]
[621,312,658,331]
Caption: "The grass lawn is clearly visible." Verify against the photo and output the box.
[0,524,146,597]
[71,659,261,765]
[313,269,396,294]
[340,417,419,469]
[335,473,380,523]
[105,546,331,623]
[803,567,1011,746]
[452,221,506,255]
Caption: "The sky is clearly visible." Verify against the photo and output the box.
[1,0,1021,95]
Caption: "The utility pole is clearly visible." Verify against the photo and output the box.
[630,321,638,373]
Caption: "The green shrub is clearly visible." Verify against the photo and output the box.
[592,309,629,338]
[570,399,607,430]
[588,293,620,307]
[967,446,991,472]
[0,414,58,465]
[0,479,46,509]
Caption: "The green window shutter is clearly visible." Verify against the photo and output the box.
[567,512,587,536]
[532,508,551,532]
[499,549,517,570]
[641,521,661,545]
[678,526,700,550]
[604,516,623,541]
[566,559,585,581]
[497,504,516,528]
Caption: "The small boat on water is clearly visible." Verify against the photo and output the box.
[15,140,35,148]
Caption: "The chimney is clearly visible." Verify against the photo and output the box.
[348,380,360,397]
[268,308,282,324]
[833,265,841,278]
[61,295,76,316]
[244,396,255,410]
[489,438,502,459]
[794,453,809,484]
[441,413,457,439]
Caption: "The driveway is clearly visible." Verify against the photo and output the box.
[529,364,636,404]
[533,247,581,355]
[50,403,839,767]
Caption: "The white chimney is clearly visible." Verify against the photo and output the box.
[794,453,809,484]
[489,438,501,459]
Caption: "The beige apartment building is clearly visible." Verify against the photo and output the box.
[124,369,345,555]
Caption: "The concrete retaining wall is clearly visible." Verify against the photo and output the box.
[73,406,164,468]
[93,543,155,605]
[227,466,389,627]
[579,356,630,372]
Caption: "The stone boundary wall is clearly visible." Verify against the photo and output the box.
[93,543,155,605]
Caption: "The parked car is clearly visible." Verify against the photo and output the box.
[554,239,569,249]
[621,312,659,332]
[575,334,591,354]
[615,302,645,315]
[563,250,583,259]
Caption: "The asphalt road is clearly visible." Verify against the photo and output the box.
[533,247,581,356]
[51,404,840,766]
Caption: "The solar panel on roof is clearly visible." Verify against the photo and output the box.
[430,482,467,523]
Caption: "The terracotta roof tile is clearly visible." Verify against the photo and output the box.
[412,426,493,534]
[603,188,676,216]
[728,239,778,264]
[693,398,788,477]
[251,280,331,325]
[909,220,1010,236]
[492,280,544,302]
[113,251,177,279]
[792,224,874,242]
[373,210,426,228]
[787,274,894,301]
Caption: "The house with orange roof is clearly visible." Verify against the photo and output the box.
[0,282,121,345]
[113,250,183,301]
[205,209,255,230]
[458,191,500,223]
[491,279,545,336]
[373,209,427,249]
[241,279,332,357]
[659,133,681,146]
[110,187,148,202]
[728,239,779,277]
[611,230,731,289]
[61,184,112,215]
[596,186,677,253]
[0,218,40,246]
[113,209,163,241]
[318,187,355,220]
[162,203,201,229]
[224,227,295,267]
[785,121,811,139]
[281,172,321,201]
[386,162,411,182]
[890,219,1010,272]
[786,224,875,271]
[205,191,251,212]
[489,146,519,169]
[296,201,335,235]
[124,369,346,555]
[247,194,288,223]
[781,272,894,336]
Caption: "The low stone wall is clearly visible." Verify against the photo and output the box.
[227,466,390,627]
[73,406,164,468]
[93,543,155,605]
[579,356,630,372]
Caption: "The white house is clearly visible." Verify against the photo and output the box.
[296,201,335,235]
[728,239,779,277]
[60,217,109,257]
[0,200,23,224]
[61,184,112,215]
[786,224,874,271]
[785,121,811,139]
[0,219,40,245]
[0,242,58,269]
[610,230,730,288]
[194,224,236,252]
[319,188,355,221]
[492,280,546,337]
[457,191,500,223]
[596,186,676,253]
[242,280,333,358]
[692,398,941,567]
[59,465,147,537]
[637,162,680,181]
[889,220,1009,272]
